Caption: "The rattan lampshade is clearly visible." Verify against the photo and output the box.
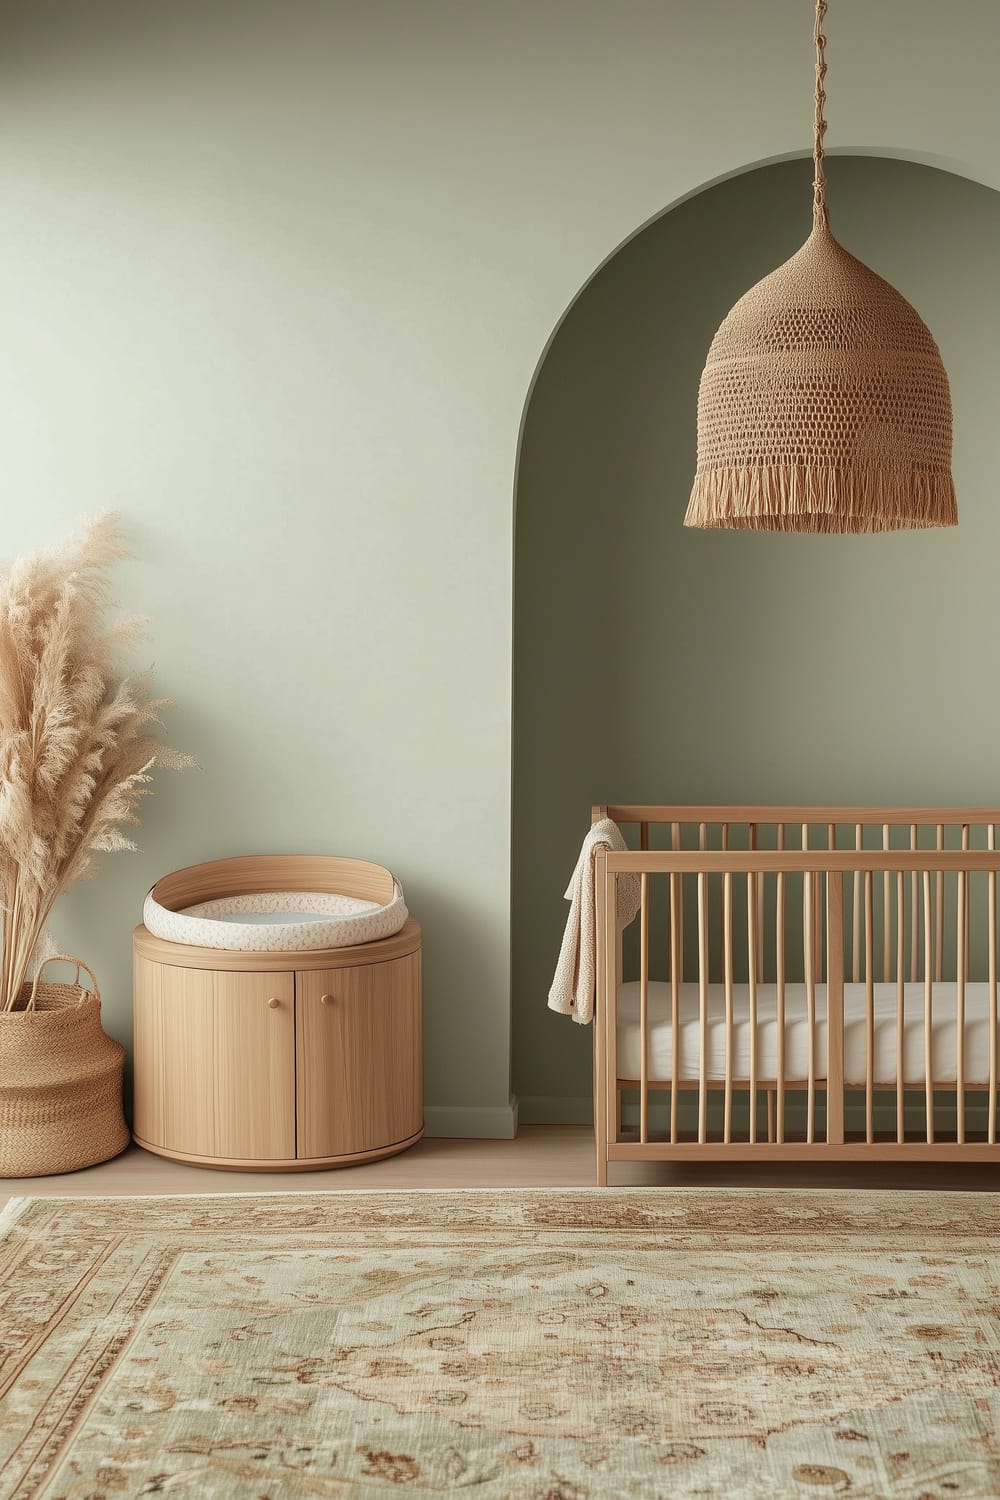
[685,1,957,534]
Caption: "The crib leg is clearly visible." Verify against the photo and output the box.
[766,1090,776,1144]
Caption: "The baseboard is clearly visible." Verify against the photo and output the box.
[518,1095,595,1125]
[423,1096,519,1140]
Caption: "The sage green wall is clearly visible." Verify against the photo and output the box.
[0,2,997,1135]
[513,157,1000,1121]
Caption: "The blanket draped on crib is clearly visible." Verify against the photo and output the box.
[548,818,640,1025]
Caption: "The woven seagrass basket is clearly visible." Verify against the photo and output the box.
[0,957,129,1178]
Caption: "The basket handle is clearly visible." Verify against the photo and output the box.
[26,955,101,1012]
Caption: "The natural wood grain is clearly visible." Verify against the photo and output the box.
[609,1140,1000,1162]
[936,824,945,983]
[804,866,816,1144]
[605,851,1000,874]
[134,959,296,1161]
[134,927,423,1171]
[698,871,708,1145]
[639,872,649,1144]
[865,870,875,1145]
[296,954,422,1160]
[990,825,997,1147]
[747,872,758,1145]
[132,1130,424,1172]
[601,851,618,1181]
[910,824,919,983]
[957,869,967,1146]
[593,852,608,1187]
[776,869,786,1144]
[924,870,934,1145]
[607,805,1000,827]
[723,870,734,1144]
[669,853,680,1146]
[826,872,845,1145]
[591,807,1000,1178]
[149,852,396,911]
[896,870,905,1145]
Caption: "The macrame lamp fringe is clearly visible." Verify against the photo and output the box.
[687,466,958,535]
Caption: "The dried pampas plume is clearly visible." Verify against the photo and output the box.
[0,513,189,1010]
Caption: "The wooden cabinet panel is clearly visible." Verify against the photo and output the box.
[134,958,295,1161]
[296,955,422,1159]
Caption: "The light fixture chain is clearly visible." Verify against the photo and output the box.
[813,0,829,227]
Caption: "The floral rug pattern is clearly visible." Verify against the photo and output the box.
[1,1189,999,1497]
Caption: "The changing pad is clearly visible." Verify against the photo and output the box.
[142,855,408,952]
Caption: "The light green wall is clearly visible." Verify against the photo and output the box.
[0,3,998,1135]
[513,157,1000,1120]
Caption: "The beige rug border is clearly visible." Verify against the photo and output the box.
[4,1181,1000,1232]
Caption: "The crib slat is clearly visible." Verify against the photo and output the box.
[776,869,786,1144]
[669,858,680,1147]
[910,824,919,983]
[990,825,997,1147]
[957,868,967,1146]
[724,870,734,1144]
[748,872,759,1144]
[698,871,709,1145]
[896,869,905,1145]
[865,870,875,1145]
[803,823,822,985]
[962,825,970,976]
[640,873,649,1145]
[935,824,944,982]
[804,868,816,1144]
[882,824,891,985]
[853,823,862,983]
[826,872,845,1145]
[640,822,650,852]
[672,822,683,990]
[822,822,835,982]
[749,824,764,981]
[923,869,934,1145]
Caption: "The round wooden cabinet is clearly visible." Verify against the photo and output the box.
[132,920,422,1170]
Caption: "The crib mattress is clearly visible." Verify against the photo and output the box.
[616,981,998,1087]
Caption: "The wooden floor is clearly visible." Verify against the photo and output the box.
[4,1125,1000,1207]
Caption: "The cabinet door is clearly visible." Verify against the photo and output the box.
[296,954,422,1159]
[134,959,296,1161]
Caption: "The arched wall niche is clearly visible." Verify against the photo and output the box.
[512,154,1000,1123]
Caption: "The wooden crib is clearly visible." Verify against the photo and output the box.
[593,804,1000,1183]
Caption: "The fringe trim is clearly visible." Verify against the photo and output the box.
[684,465,958,534]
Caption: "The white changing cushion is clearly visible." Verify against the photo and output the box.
[617,980,999,1087]
[142,884,408,952]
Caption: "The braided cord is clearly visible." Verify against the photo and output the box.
[813,0,829,227]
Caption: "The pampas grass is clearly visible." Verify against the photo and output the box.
[0,514,188,1011]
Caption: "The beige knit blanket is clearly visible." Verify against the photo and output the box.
[548,818,641,1026]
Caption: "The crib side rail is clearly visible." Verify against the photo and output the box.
[601,804,1000,829]
[595,846,1000,1161]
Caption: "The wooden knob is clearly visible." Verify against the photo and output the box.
[267,997,280,1009]
[320,993,334,1006]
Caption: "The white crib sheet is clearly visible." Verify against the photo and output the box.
[616,981,997,1087]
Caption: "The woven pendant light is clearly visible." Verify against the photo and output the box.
[685,0,957,534]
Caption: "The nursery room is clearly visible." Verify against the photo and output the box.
[2,0,1000,1495]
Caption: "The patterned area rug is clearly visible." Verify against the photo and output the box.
[1,1190,999,1498]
